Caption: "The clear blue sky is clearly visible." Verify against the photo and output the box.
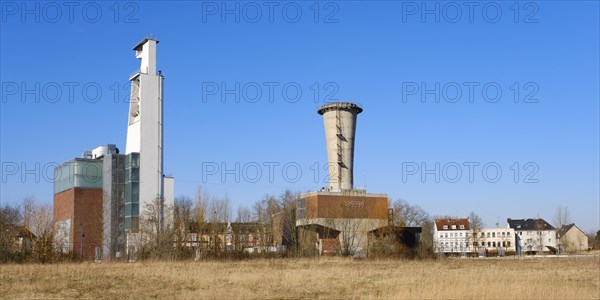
[1,1,598,232]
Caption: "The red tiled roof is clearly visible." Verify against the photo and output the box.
[434,218,470,230]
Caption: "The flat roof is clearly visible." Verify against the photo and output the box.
[298,190,387,198]
[133,38,159,51]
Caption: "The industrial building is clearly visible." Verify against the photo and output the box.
[53,38,174,260]
[54,147,115,260]
[296,103,393,257]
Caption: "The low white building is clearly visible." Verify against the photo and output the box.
[433,218,471,254]
[507,218,557,254]
[471,227,516,256]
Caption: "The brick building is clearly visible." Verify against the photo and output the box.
[53,158,104,260]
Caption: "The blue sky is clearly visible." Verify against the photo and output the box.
[1,1,598,232]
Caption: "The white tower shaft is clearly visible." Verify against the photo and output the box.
[125,38,164,221]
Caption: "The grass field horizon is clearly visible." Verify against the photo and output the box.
[1,255,599,299]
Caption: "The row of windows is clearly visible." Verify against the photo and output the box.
[479,241,511,247]
[518,231,550,236]
[524,238,552,244]
[439,232,470,238]
[439,241,512,248]
[442,224,465,230]
[439,231,514,238]
[480,231,511,238]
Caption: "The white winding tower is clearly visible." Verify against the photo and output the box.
[126,38,173,237]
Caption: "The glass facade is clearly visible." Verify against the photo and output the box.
[124,153,140,232]
[54,159,103,194]
[297,198,306,219]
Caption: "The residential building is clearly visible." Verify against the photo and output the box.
[433,218,471,254]
[182,222,276,255]
[471,227,516,256]
[557,224,588,253]
[507,218,557,254]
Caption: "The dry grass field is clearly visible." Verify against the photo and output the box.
[1,256,599,299]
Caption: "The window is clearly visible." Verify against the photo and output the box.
[443,225,448,229]
[452,225,456,229]
[492,232,496,238]
[507,232,511,236]
[297,198,307,219]
[548,238,551,243]
[493,242,496,247]
[439,233,443,238]
[487,232,491,238]
[487,242,491,247]
[519,231,522,236]
[459,225,465,229]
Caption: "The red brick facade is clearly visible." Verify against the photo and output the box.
[53,188,103,260]
[302,194,388,220]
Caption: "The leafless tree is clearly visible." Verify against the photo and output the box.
[278,190,298,255]
[469,211,483,254]
[134,196,174,260]
[392,199,429,227]
[208,196,231,223]
[418,220,435,258]
[324,203,364,257]
[554,206,571,229]
[532,218,546,254]
[21,198,56,263]
[236,205,253,223]
[0,203,22,262]
[173,196,194,259]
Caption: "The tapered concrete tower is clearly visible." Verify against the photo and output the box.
[318,102,363,191]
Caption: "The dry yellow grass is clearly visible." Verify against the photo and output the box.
[1,256,599,299]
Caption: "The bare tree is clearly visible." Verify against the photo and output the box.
[192,186,211,256]
[392,199,429,227]
[324,203,364,257]
[469,211,483,254]
[236,205,253,223]
[208,196,231,223]
[253,199,266,223]
[135,197,174,260]
[418,220,435,258]
[554,206,571,229]
[0,203,22,262]
[278,190,298,255]
[21,196,36,233]
[22,198,56,263]
[173,196,193,259]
